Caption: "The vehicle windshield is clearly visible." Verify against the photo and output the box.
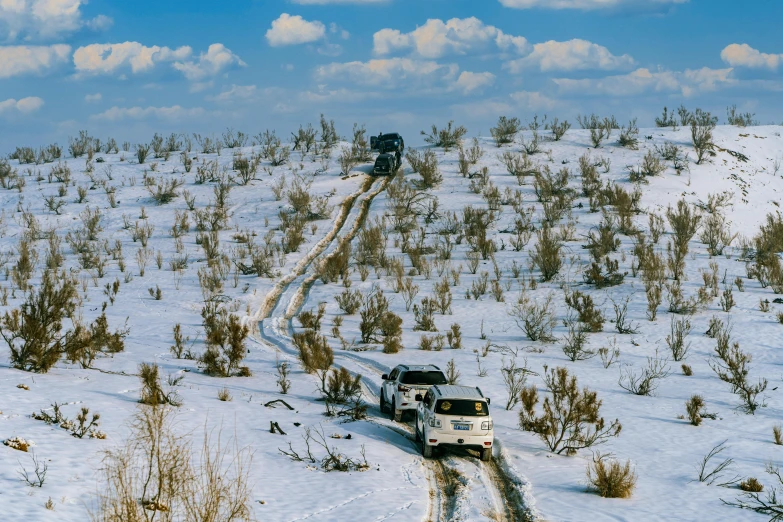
[381,134,399,141]
[435,399,489,417]
[401,371,447,386]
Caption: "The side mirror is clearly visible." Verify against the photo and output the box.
[486,398,491,406]
[382,374,388,380]
[415,394,423,401]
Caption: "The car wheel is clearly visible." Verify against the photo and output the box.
[379,390,388,413]
[392,399,403,422]
[480,448,492,462]
[422,439,434,459]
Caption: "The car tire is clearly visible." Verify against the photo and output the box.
[392,399,403,422]
[480,448,492,462]
[422,439,434,459]
[380,390,388,414]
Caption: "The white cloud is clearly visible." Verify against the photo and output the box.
[266,13,325,47]
[505,39,634,72]
[85,14,113,31]
[499,0,687,10]
[171,43,245,81]
[0,96,44,115]
[452,90,558,118]
[0,43,70,78]
[315,57,459,89]
[329,23,350,40]
[73,42,192,75]
[0,0,111,41]
[553,67,735,97]
[208,84,258,103]
[73,42,243,81]
[91,105,205,122]
[721,43,783,71]
[455,71,495,94]
[315,57,494,96]
[373,17,528,58]
[84,92,101,103]
[509,90,558,110]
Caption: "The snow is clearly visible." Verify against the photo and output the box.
[2,124,783,521]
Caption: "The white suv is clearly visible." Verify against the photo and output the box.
[380,364,447,422]
[415,385,494,461]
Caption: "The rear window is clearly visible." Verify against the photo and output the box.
[375,158,390,166]
[381,134,399,141]
[435,399,488,416]
[401,371,447,386]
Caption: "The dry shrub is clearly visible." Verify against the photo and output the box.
[666,200,701,281]
[2,270,79,373]
[681,364,693,376]
[564,290,604,332]
[90,405,253,521]
[711,338,767,414]
[666,316,692,361]
[335,288,363,315]
[509,293,556,342]
[138,363,181,407]
[686,394,705,426]
[217,387,232,402]
[586,453,637,499]
[619,351,670,396]
[323,367,362,405]
[276,358,291,394]
[531,224,562,281]
[690,108,717,164]
[421,121,467,150]
[297,303,326,332]
[3,436,31,452]
[410,150,441,189]
[491,116,521,146]
[293,330,334,374]
[65,310,129,369]
[200,304,250,377]
[359,289,403,352]
[518,366,621,455]
[740,477,764,493]
[170,324,190,359]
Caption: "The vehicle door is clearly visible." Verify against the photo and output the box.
[418,391,432,430]
[384,368,399,400]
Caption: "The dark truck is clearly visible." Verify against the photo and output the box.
[372,153,400,176]
[371,132,404,176]
[371,132,405,155]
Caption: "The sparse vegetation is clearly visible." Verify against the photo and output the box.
[586,453,637,499]
[518,366,621,455]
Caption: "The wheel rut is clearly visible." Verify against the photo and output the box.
[251,173,534,522]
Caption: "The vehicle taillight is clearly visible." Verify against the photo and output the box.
[481,421,493,430]
[428,418,442,428]
[397,385,410,393]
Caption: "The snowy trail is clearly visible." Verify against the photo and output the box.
[253,173,376,324]
[253,171,535,522]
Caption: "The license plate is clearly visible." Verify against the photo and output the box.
[453,423,471,431]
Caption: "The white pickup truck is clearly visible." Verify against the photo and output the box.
[380,364,448,422]
[414,385,494,461]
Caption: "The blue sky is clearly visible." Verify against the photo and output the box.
[1,0,782,152]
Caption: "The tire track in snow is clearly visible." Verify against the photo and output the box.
[252,174,376,325]
[251,172,535,521]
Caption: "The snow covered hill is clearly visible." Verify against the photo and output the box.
[1,122,783,521]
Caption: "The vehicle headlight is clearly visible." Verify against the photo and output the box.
[481,421,493,430]
[428,418,442,428]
